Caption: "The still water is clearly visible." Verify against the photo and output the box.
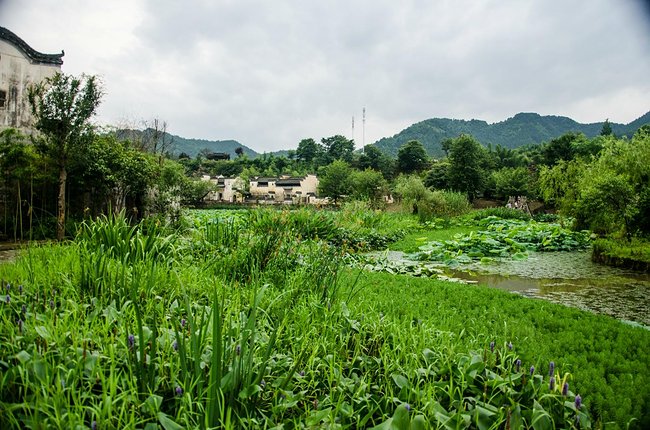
[449,251,650,327]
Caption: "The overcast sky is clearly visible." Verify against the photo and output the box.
[2,0,649,152]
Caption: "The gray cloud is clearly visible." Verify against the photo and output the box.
[2,0,649,152]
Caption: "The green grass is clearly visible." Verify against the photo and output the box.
[592,237,650,269]
[345,269,650,428]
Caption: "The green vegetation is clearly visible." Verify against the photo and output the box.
[27,72,103,240]
[592,238,650,271]
[1,68,649,429]
[394,176,472,222]
[1,209,648,429]
[397,140,430,174]
[373,112,649,158]
[415,217,590,265]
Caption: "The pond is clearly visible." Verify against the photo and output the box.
[366,250,650,328]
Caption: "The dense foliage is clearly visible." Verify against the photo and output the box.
[1,209,648,429]
[415,217,591,265]
[373,112,649,158]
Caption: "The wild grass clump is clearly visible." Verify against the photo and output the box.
[76,210,177,264]
[249,207,339,242]
[592,237,650,271]
[469,207,532,221]
[414,190,472,222]
[332,201,417,251]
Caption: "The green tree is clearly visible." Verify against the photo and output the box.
[574,171,636,235]
[69,134,157,216]
[491,167,531,200]
[537,159,584,211]
[350,168,388,208]
[321,135,355,164]
[440,138,453,156]
[397,140,430,174]
[447,134,486,200]
[317,160,353,204]
[541,132,585,166]
[356,144,395,179]
[424,161,450,190]
[296,138,320,165]
[393,175,431,215]
[600,119,613,136]
[0,128,42,239]
[28,72,103,239]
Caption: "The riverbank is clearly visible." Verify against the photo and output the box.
[592,238,650,272]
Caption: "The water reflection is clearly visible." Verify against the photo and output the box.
[450,251,650,327]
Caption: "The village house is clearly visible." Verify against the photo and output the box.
[201,175,245,203]
[249,174,319,204]
[0,26,64,131]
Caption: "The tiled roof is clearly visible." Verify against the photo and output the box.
[0,26,64,65]
[276,179,302,186]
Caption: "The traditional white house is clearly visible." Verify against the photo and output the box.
[0,26,64,131]
[201,175,245,203]
[249,174,319,203]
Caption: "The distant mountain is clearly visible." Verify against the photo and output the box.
[373,111,650,158]
[166,134,258,158]
[116,129,259,159]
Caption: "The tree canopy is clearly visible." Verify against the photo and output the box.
[397,140,430,174]
[28,72,103,239]
[447,134,486,200]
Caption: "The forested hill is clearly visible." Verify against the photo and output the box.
[116,129,259,158]
[165,133,258,158]
[373,111,650,158]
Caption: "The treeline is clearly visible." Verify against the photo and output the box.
[2,72,648,241]
[0,128,212,240]
[183,122,649,240]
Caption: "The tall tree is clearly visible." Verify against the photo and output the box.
[317,160,353,204]
[356,144,395,179]
[397,140,430,174]
[296,138,321,166]
[28,72,103,239]
[541,132,581,166]
[424,161,450,190]
[350,168,388,207]
[600,119,613,136]
[447,134,485,200]
[321,135,355,164]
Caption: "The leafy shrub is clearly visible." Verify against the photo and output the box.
[469,207,532,221]
[417,190,472,222]
[76,211,176,264]
[417,217,591,264]
[247,208,339,242]
[533,212,561,223]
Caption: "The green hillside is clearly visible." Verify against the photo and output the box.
[373,111,650,157]
[116,129,259,158]
[167,134,258,158]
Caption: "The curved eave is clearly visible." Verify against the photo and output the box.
[0,26,64,65]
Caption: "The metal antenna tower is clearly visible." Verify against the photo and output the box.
[351,115,355,141]
[362,107,366,148]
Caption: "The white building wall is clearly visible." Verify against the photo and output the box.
[0,39,62,130]
[300,174,319,195]
[249,179,277,199]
